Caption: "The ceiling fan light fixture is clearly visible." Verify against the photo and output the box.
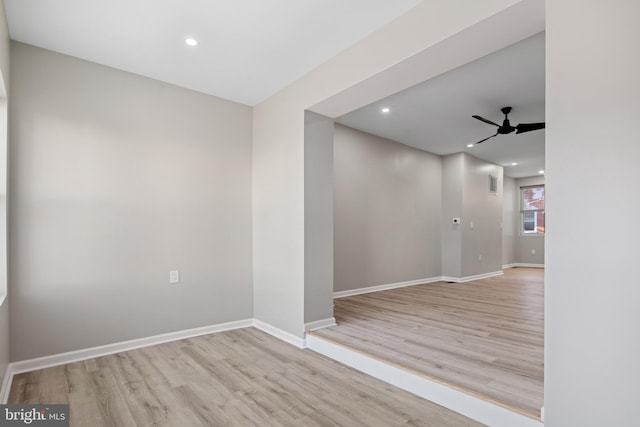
[470,106,545,145]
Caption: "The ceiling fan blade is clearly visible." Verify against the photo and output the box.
[515,122,545,134]
[474,131,499,145]
[472,115,501,127]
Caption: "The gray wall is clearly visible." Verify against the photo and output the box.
[442,153,503,278]
[0,0,7,81]
[503,175,545,266]
[546,1,640,425]
[502,176,516,266]
[304,112,334,323]
[0,0,9,387]
[252,95,305,338]
[461,154,503,277]
[514,176,545,265]
[9,42,254,360]
[335,135,505,290]
[334,124,441,292]
[441,154,464,277]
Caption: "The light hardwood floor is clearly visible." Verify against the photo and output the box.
[9,328,483,426]
[312,268,544,418]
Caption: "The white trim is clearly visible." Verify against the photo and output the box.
[441,270,503,283]
[0,318,254,402]
[503,263,544,269]
[252,319,307,349]
[0,365,12,404]
[307,335,542,427]
[334,276,442,298]
[540,406,544,422]
[334,272,508,298]
[304,317,336,332]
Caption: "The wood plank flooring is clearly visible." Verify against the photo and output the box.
[313,268,544,418]
[9,328,483,426]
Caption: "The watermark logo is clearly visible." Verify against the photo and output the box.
[0,405,68,426]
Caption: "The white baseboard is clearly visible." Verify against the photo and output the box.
[0,318,253,403]
[334,276,442,298]
[304,317,336,332]
[307,335,542,427]
[503,263,544,269]
[334,271,509,298]
[441,270,503,283]
[252,319,307,349]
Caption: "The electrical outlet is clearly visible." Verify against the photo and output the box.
[531,249,536,255]
[478,254,482,261]
[169,270,180,284]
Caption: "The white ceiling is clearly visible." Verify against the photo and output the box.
[4,0,421,106]
[5,1,544,178]
[336,33,545,178]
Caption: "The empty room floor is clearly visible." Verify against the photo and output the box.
[312,268,544,419]
[8,328,482,426]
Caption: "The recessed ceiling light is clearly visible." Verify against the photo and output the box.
[185,38,198,47]
[539,170,545,174]
[467,144,474,148]
[381,107,390,113]
[511,162,518,166]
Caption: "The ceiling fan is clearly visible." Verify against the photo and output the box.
[472,106,545,144]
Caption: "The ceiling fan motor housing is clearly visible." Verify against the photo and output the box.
[499,106,515,134]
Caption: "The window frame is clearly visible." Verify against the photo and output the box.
[520,185,545,236]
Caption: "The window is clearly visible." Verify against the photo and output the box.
[521,185,544,235]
